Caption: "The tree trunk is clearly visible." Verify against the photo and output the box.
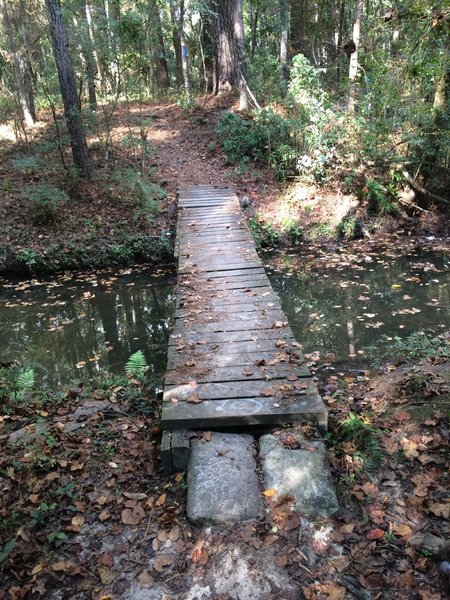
[348,0,362,112]
[149,0,170,90]
[178,0,191,96]
[279,0,290,96]
[80,0,97,109]
[211,0,248,109]
[45,0,92,178]
[170,1,183,86]
[1,0,36,126]
[290,0,309,59]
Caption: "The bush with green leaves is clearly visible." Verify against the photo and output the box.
[216,109,297,180]
[23,184,69,225]
[0,364,35,402]
[123,168,165,218]
[366,179,398,215]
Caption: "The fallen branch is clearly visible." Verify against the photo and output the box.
[398,166,450,206]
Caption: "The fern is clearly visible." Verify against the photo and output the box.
[125,350,148,379]
[339,412,384,474]
[14,368,35,399]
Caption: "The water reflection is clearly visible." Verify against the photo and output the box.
[264,250,450,365]
[0,266,176,388]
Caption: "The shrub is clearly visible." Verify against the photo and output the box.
[216,109,297,180]
[23,184,68,225]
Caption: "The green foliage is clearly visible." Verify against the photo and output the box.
[281,217,303,244]
[0,365,35,402]
[124,168,164,218]
[216,109,296,180]
[390,332,450,361]
[23,184,69,225]
[12,156,41,174]
[125,350,148,379]
[16,248,41,270]
[336,215,359,240]
[0,538,16,563]
[338,412,384,474]
[247,48,281,104]
[366,179,398,215]
[247,215,281,248]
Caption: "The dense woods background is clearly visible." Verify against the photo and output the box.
[0,0,449,222]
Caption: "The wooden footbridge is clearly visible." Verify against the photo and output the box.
[161,185,327,470]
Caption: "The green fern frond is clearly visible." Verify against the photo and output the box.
[125,350,148,379]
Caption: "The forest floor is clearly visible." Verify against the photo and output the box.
[0,97,449,599]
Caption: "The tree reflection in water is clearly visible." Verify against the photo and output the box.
[0,266,176,388]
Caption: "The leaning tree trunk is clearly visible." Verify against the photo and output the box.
[348,0,362,112]
[45,0,92,178]
[279,0,290,96]
[0,0,36,126]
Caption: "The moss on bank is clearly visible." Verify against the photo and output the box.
[0,234,174,276]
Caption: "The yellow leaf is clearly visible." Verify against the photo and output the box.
[31,563,45,576]
[263,489,277,497]
[156,493,166,506]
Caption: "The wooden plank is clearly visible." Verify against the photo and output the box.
[173,316,290,334]
[165,363,311,385]
[175,308,286,324]
[167,338,301,357]
[168,328,294,347]
[167,347,305,368]
[164,378,317,400]
[199,267,266,278]
[161,395,327,433]
[175,304,283,320]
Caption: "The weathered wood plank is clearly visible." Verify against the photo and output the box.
[168,327,294,347]
[161,395,327,433]
[167,348,306,370]
[175,308,286,324]
[165,362,311,385]
[166,338,301,359]
[164,378,317,400]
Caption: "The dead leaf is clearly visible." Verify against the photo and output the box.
[153,554,173,572]
[71,515,85,528]
[428,502,450,519]
[98,566,116,584]
[156,493,166,507]
[123,492,147,501]
[138,569,154,588]
[367,528,385,540]
[393,523,413,538]
[121,504,145,525]
[263,489,277,497]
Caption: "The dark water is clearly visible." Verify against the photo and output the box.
[0,266,176,388]
[0,249,448,393]
[263,248,450,368]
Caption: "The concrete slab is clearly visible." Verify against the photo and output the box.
[187,432,264,525]
[259,433,339,518]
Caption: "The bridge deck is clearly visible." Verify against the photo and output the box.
[161,185,327,432]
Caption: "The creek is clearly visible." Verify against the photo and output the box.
[0,248,448,394]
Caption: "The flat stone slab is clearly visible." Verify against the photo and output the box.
[259,433,339,518]
[187,432,264,525]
